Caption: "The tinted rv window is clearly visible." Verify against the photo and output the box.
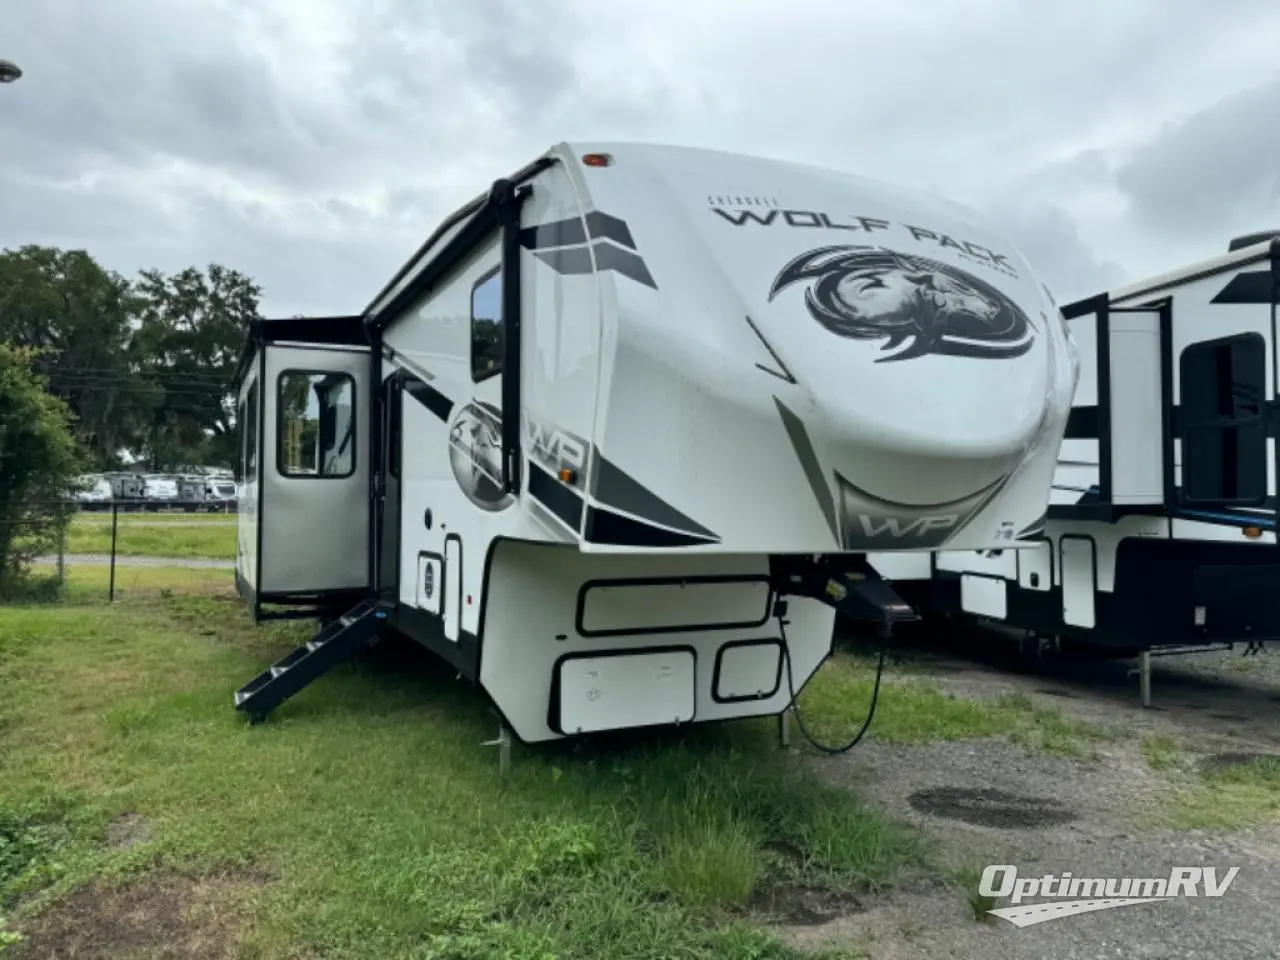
[244,380,259,482]
[1180,334,1267,504]
[471,267,503,382]
[277,371,356,479]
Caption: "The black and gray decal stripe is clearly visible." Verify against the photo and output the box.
[532,460,717,546]
[528,463,584,531]
[532,244,657,289]
[591,453,719,540]
[397,370,716,546]
[403,378,453,422]
[520,211,657,289]
[1212,270,1276,305]
[773,397,841,547]
[520,211,638,252]
[584,507,716,548]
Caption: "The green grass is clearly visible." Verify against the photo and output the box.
[0,567,1123,957]
[1136,731,1280,831]
[63,515,235,560]
[1141,734,1184,772]
[1,576,934,959]
[1155,756,1280,831]
[942,864,998,924]
[0,564,234,607]
[797,658,1116,759]
[73,511,236,523]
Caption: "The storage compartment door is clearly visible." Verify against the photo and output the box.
[1060,536,1097,629]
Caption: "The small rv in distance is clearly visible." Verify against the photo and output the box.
[920,232,1280,659]
[231,141,1079,745]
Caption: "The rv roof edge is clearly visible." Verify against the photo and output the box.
[1107,236,1279,305]
[229,315,364,389]
[363,155,558,329]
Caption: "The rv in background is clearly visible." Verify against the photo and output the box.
[230,140,1078,741]
[71,475,114,510]
[909,231,1280,658]
[85,470,239,512]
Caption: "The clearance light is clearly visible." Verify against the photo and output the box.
[558,467,577,484]
[1243,526,1263,540]
[582,153,613,167]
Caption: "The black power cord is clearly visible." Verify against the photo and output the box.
[775,597,890,755]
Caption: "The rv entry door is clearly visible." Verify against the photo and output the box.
[259,343,372,599]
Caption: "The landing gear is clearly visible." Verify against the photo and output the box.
[483,720,513,775]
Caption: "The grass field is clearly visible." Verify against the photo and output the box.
[63,513,236,560]
[73,511,236,522]
[0,567,1117,959]
[1138,732,1280,830]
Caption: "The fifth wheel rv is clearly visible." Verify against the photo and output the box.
[230,141,1078,746]
[926,232,1280,659]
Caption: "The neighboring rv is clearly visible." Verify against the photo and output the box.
[142,475,180,510]
[104,472,149,507]
[72,475,114,510]
[230,141,1078,741]
[204,477,239,511]
[918,233,1280,656]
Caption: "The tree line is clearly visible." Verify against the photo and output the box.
[0,243,261,591]
[0,243,260,472]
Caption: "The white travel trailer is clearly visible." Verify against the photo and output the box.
[230,141,1078,744]
[919,233,1280,663]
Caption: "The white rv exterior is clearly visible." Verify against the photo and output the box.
[231,142,1077,742]
[919,235,1280,653]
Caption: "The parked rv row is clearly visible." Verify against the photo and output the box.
[72,470,241,512]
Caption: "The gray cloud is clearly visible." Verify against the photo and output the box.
[3,0,1280,315]
[1115,75,1280,240]
[984,200,1127,302]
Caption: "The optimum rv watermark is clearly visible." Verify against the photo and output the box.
[979,864,1240,928]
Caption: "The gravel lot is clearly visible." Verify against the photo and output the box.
[785,625,1280,959]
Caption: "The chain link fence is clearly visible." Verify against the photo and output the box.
[1,499,236,603]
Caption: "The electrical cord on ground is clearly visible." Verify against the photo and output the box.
[776,597,889,755]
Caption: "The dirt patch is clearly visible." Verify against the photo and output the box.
[906,786,1076,829]
[749,883,863,926]
[1033,686,1076,699]
[105,812,152,850]
[11,868,267,960]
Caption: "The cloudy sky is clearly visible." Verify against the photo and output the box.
[3,0,1279,317]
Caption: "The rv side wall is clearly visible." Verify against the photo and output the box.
[383,158,594,653]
